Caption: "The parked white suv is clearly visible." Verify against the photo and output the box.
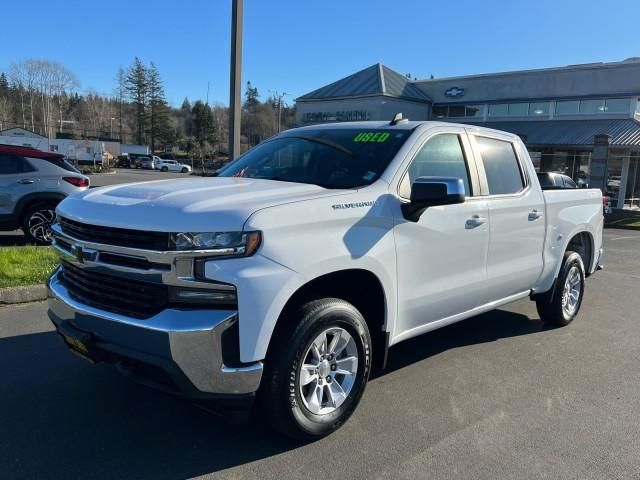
[0,144,89,244]
[157,159,191,173]
[47,119,603,438]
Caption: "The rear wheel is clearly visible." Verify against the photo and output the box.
[260,298,371,439]
[536,251,585,327]
[181,167,188,173]
[22,202,57,245]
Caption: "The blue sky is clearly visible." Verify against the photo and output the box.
[2,0,639,107]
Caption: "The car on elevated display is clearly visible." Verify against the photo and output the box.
[47,115,604,438]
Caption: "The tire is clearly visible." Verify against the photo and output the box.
[181,167,188,173]
[536,251,585,327]
[161,166,168,172]
[22,202,57,245]
[260,298,372,439]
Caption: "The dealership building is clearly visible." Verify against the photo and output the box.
[295,59,640,209]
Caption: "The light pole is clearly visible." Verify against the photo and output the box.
[228,0,243,160]
[269,90,290,133]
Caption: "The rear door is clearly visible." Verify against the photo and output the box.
[393,127,491,338]
[469,132,545,300]
[0,154,39,217]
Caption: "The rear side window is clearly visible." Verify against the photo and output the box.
[400,134,471,198]
[563,177,577,188]
[31,156,81,173]
[476,137,525,195]
[0,154,33,174]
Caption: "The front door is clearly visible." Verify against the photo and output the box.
[393,129,490,342]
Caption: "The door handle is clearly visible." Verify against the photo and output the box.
[528,209,543,221]
[465,215,487,229]
[17,179,34,184]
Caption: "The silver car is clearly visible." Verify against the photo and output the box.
[0,144,89,244]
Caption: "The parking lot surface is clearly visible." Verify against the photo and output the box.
[0,229,639,479]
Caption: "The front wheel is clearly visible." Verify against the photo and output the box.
[536,251,585,327]
[161,166,168,172]
[22,202,57,245]
[260,298,371,439]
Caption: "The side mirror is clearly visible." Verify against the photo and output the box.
[402,176,466,221]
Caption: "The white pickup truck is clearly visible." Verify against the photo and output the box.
[47,118,604,439]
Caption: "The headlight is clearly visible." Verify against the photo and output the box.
[169,230,261,257]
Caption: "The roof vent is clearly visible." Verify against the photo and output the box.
[390,112,409,126]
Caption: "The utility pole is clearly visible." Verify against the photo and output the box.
[228,0,243,160]
[269,90,289,133]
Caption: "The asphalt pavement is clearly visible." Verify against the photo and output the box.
[0,230,639,479]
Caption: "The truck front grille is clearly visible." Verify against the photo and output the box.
[59,261,168,319]
[58,217,170,251]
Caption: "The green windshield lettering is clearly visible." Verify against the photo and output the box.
[353,132,390,143]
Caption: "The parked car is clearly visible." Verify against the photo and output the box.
[0,144,89,244]
[140,157,155,169]
[115,155,133,169]
[47,119,604,439]
[157,159,191,173]
[537,172,579,189]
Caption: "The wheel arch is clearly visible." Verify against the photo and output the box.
[14,192,66,223]
[266,268,390,372]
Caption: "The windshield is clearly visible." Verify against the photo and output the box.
[218,128,412,189]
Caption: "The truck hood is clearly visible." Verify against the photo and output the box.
[57,177,346,231]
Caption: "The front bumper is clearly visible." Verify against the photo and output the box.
[47,269,263,400]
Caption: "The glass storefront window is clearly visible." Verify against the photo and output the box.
[448,105,466,117]
[555,100,580,115]
[465,105,483,117]
[507,103,529,116]
[488,104,508,116]
[604,98,631,113]
[580,99,605,114]
[625,153,640,209]
[529,102,551,116]
[432,106,447,119]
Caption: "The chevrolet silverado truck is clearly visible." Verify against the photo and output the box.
[47,117,604,439]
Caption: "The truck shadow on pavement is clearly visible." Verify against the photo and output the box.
[0,308,544,479]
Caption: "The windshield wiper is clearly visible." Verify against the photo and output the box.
[289,136,357,157]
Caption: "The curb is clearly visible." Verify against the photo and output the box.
[0,285,47,305]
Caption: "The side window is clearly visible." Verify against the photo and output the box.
[563,177,577,188]
[476,137,525,195]
[0,154,27,174]
[399,134,471,198]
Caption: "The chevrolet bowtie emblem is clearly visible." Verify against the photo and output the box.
[70,243,98,263]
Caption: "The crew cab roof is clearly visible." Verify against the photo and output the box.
[0,144,64,159]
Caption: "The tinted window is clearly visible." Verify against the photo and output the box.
[604,98,630,113]
[400,134,471,198]
[432,106,448,118]
[508,103,529,116]
[555,100,580,115]
[34,157,80,173]
[465,105,483,117]
[0,154,27,174]
[477,137,524,195]
[219,129,412,189]
[448,105,465,117]
[563,176,577,188]
[580,99,604,114]
[529,102,551,116]
[488,104,508,116]
[537,172,554,188]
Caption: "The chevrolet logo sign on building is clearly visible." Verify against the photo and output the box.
[444,87,465,98]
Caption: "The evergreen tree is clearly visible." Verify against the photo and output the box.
[191,100,216,147]
[146,62,171,150]
[243,81,259,111]
[125,57,147,145]
[0,73,8,97]
[181,97,193,137]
